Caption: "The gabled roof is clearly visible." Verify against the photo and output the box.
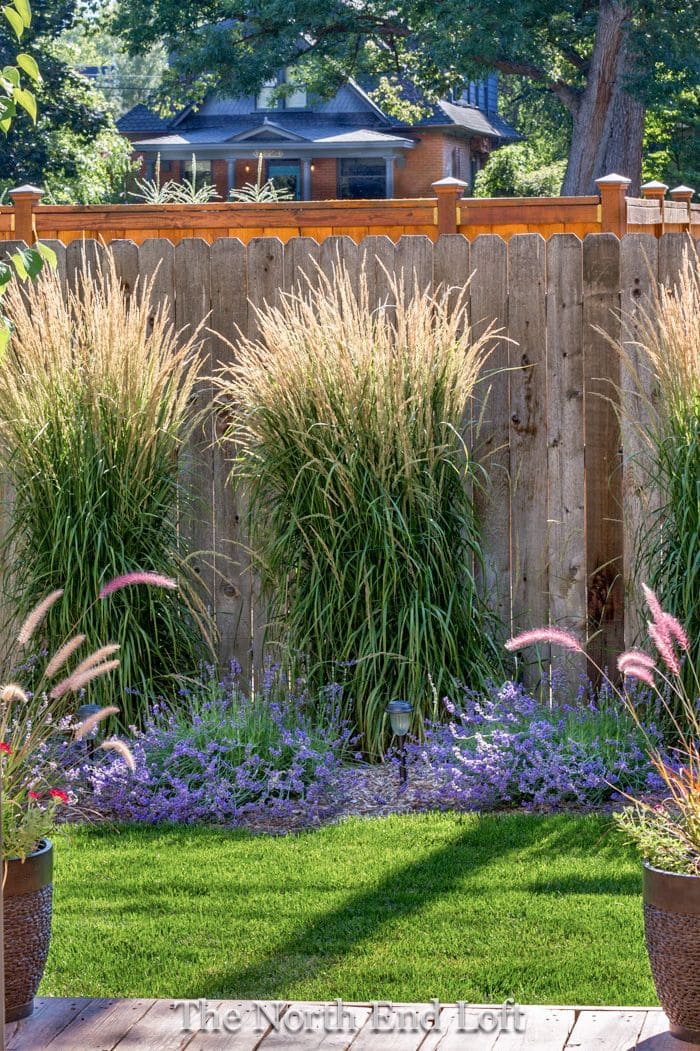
[413,99,520,140]
[229,119,307,142]
[117,103,170,134]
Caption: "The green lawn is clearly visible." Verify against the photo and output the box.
[41,812,656,1006]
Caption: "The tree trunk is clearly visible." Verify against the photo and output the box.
[561,0,644,195]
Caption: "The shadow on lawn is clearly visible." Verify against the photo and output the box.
[197,814,597,1000]
[527,873,641,897]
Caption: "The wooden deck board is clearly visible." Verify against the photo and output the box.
[8,1000,698,1051]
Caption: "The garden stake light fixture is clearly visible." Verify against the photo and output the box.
[76,703,104,759]
[386,699,413,788]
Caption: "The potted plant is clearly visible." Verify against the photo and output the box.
[506,585,700,1042]
[0,584,142,1024]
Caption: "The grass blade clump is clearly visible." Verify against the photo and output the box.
[619,249,700,694]
[218,264,505,757]
[0,252,211,723]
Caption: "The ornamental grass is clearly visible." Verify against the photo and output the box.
[0,254,211,725]
[217,263,505,758]
[618,248,700,695]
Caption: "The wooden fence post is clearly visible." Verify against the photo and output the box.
[596,173,631,237]
[669,184,695,229]
[9,185,42,245]
[432,177,466,236]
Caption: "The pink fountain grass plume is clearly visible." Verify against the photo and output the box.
[50,659,120,700]
[618,649,656,674]
[99,572,177,599]
[75,705,120,740]
[44,634,87,679]
[505,627,584,654]
[100,738,136,771]
[17,589,64,646]
[662,612,690,654]
[621,663,656,688]
[642,582,666,626]
[648,622,681,676]
[70,644,120,680]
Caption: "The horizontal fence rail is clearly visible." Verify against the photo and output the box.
[0,231,696,685]
[3,176,698,248]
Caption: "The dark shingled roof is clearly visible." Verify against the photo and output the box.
[117,104,170,134]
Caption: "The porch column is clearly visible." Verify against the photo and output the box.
[301,159,312,201]
[226,159,235,197]
[384,156,395,198]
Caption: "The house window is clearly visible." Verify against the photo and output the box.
[338,158,386,199]
[267,160,301,200]
[257,79,278,110]
[257,69,307,110]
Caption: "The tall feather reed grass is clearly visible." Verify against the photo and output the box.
[217,264,506,757]
[0,252,211,724]
[617,248,700,696]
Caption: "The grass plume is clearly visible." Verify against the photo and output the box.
[217,262,505,757]
[0,251,212,723]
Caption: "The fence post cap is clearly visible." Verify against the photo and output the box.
[669,184,695,200]
[9,184,43,199]
[640,180,668,199]
[595,173,632,187]
[432,177,468,193]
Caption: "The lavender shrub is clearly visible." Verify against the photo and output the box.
[403,678,666,810]
[81,663,357,825]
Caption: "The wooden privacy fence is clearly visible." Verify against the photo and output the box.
[0,231,696,682]
[3,174,699,247]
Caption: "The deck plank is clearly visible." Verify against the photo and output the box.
[493,1006,577,1049]
[565,1009,648,1050]
[184,1000,289,1050]
[111,1000,209,1050]
[636,1010,699,1050]
[8,997,94,1050]
[43,998,155,1049]
[257,1002,370,1050]
[350,1003,441,1051]
[420,1006,500,1050]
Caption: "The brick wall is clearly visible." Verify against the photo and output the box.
[395,130,470,197]
[311,158,337,199]
[211,160,228,199]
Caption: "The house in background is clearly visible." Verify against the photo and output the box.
[117,73,519,201]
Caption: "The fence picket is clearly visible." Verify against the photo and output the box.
[210,238,252,677]
[470,235,511,636]
[546,234,587,682]
[173,238,215,635]
[619,234,660,648]
[508,235,548,685]
[583,233,624,672]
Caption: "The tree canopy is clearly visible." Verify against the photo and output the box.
[112,0,700,194]
[0,0,131,202]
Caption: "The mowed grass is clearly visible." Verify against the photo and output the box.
[41,813,656,1006]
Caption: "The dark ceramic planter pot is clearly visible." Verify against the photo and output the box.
[643,860,700,1043]
[3,839,53,1022]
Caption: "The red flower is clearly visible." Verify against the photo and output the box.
[28,791,40,800]
[0,742,10,755]
[49,788,69,804]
